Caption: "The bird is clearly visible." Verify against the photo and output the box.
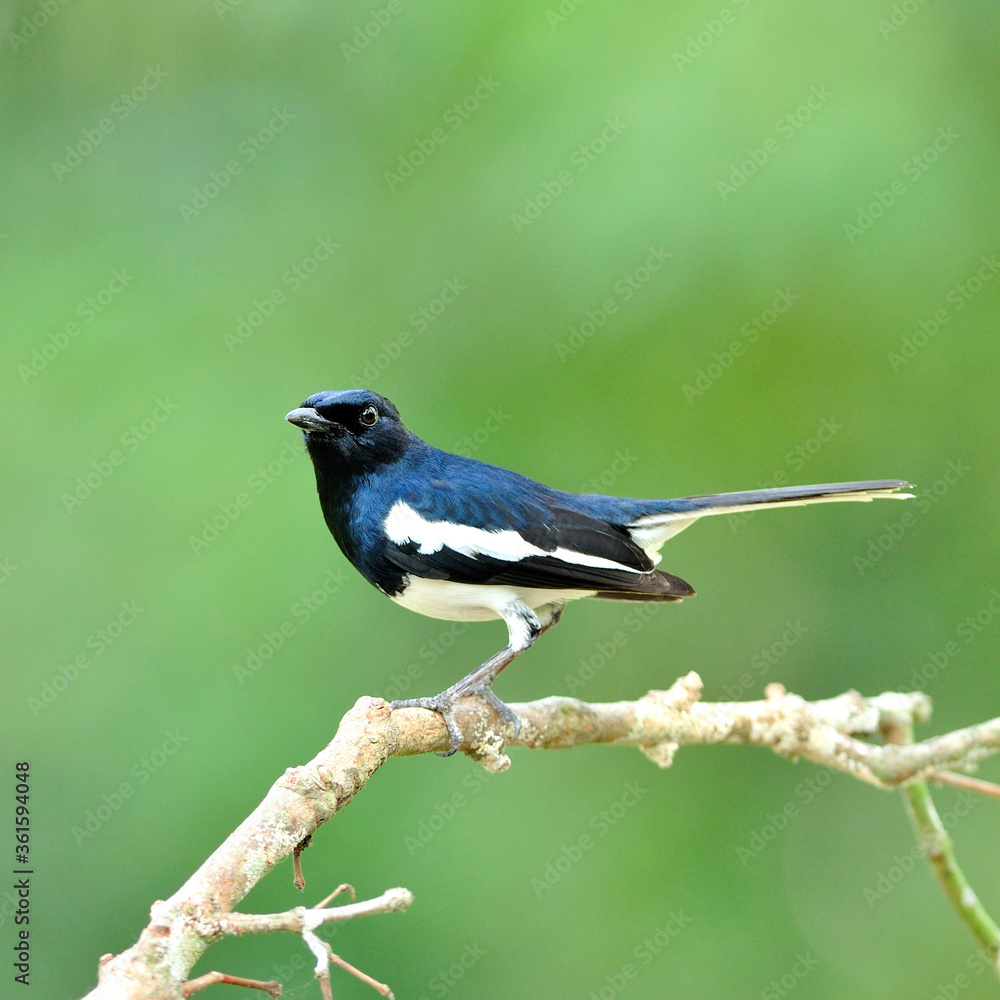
[286,389,912,754]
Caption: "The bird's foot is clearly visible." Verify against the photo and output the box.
[391,693,465,755]
[391,686,521,757]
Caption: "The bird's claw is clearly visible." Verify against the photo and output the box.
[390,690,521,756]
[475,686,522,740]
[390,695,465,755]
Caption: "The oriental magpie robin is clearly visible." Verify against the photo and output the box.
[286,389,911,754]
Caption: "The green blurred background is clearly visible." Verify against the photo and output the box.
[3,0,1000,996]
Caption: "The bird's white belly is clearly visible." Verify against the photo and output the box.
[390,577,592,622]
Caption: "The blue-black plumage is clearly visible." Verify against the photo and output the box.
[286,388,911,753]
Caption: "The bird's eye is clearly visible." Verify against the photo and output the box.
[359,405,379,426]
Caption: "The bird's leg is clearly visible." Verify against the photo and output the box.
[392,601,564,755]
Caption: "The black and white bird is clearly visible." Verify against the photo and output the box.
[286,389,911,753]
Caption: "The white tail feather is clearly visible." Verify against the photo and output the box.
[628,481,913,563]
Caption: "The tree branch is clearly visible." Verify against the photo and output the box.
[83,673,1000,999]
[212,887,414,937]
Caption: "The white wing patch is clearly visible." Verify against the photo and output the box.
[384,501,642,573]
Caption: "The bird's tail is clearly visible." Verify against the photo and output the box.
[627,479,913,559]
[660,479,912,513]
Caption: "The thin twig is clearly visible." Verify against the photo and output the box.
[316,969,332,1000]
[931,770,1000,801]
[292,835,312,891]
[325,943,395,998]
[884,719,1000,972]
[315,883,355,909]
[214,887,414,937]
[273,889,400,1000]
[181,971,282,997]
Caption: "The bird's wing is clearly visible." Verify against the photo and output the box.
[380,485,693,598]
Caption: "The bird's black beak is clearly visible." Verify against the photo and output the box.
[285,407,339,434]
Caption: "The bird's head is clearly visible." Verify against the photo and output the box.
[286,389,410,473]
